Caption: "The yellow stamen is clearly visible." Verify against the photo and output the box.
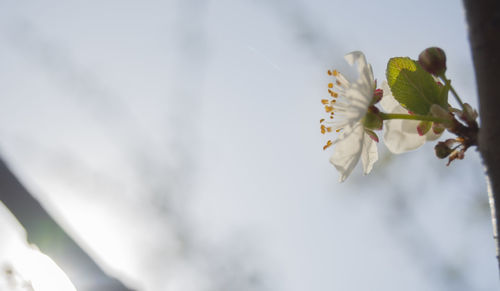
[328,89,338,97]
[323,140,333,150]
[321,125,333,134]
[320,68,344,150]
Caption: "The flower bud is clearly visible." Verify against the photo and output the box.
[418,47,447,76]
[430,104,453,128]
[430,104,449,119]
[460,103,478,123]
[417,121,431,136]
[432,122,445,135]
[435,141,452,159]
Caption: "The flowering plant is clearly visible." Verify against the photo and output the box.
[321,48,479,181]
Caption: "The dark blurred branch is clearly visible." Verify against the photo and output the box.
[0,158,135,291]
[463,0,500,272]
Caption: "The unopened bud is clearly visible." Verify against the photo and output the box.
[435,141,452,159]
[430,104,449,119]
[461,103,478,122]
[418,47,447,76]
[430,104,453,127]
[432,122,445,135]
[417,121,432,136]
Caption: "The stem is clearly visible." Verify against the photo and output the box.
[449,85,465,109]
[440,75,465,110]
[380,113,449,123]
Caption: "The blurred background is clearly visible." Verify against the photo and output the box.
[0,0,498,290]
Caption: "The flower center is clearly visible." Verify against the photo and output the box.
[320,69,383,150]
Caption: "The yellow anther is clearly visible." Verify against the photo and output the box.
[328,83,333,88]
[336,128,342,132]
[323,140,333,150]
[321,125,333,134]
[325,105,334,113]
[333,70,339,76]
[320,118,325,123]
[321,99,329,104]
[327,70,333,76]
[328,89,338,98]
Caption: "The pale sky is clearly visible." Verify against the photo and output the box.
[0,1,497,290]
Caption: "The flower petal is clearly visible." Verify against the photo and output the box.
[323,51,379,182]
[344,51,374,87]
[384,118,426,153]
[336,52,375,126]
[361,132,378,174]
[380,81,402,113]
[330,124,365,182]
[381,81,442,154]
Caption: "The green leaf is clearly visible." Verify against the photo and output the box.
[386,57,417,87]
[386,57,445,115]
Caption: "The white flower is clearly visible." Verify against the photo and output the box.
[321,51,378,182]
[380,81,441,154]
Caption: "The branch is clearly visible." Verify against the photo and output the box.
[0,158,135,291]
[463,0,500,272]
